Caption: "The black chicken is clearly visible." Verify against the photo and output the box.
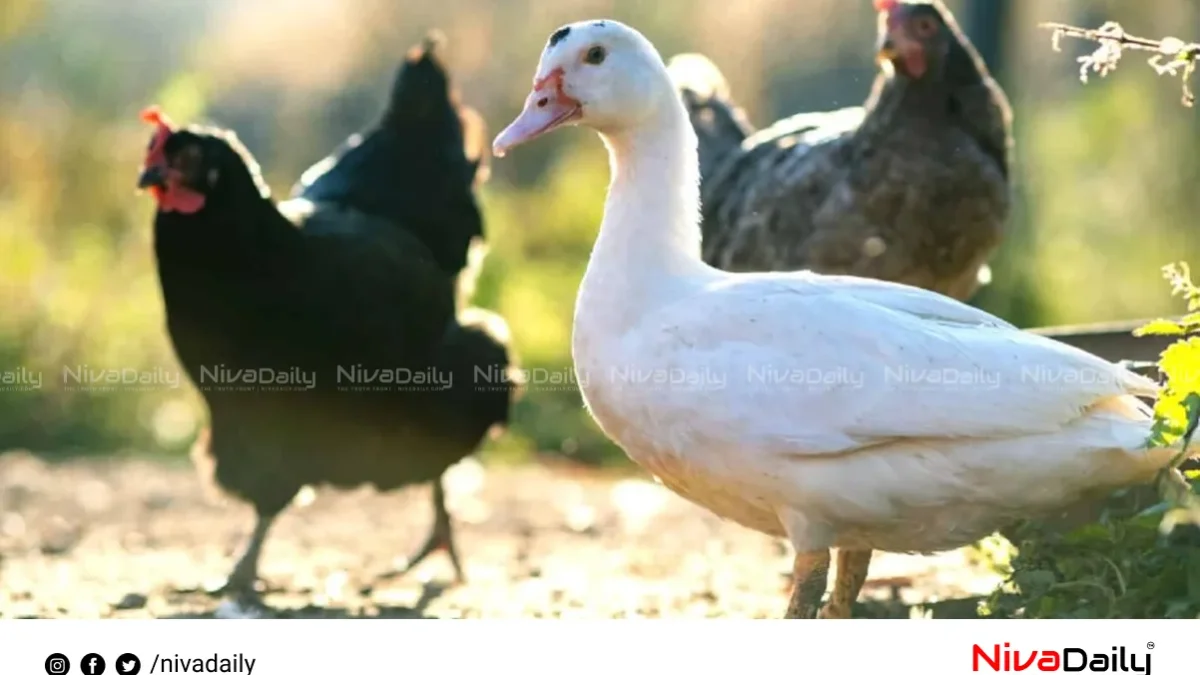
[290,32,490,298]
[282,33,515,583]
[135,38,514,605]
[670,0,1013,302]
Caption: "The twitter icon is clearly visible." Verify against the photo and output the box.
[115,654,141,675]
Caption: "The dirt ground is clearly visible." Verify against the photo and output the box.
[0,450,1004,618]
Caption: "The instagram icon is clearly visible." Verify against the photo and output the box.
[45,653,70,675]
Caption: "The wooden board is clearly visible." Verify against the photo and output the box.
[1027,317,1174,364]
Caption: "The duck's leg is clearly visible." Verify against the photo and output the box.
[784,549,832,619]
[817,549,872,619]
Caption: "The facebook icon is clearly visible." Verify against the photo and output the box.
[79,654,106,675]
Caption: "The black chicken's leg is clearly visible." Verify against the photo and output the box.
[210,511,276,602]
[380,478,464,583]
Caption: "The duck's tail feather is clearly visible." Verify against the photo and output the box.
[667,53,754,184]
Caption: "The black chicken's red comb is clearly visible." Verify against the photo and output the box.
[140,105,176,129]
[874,0,899,11]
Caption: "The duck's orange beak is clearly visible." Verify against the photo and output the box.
[493,67,582,157]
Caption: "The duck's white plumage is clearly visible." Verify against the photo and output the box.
[580,268,1166,551]
[496,19,1187,606]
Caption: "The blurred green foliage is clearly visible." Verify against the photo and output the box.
[3,0,1200,467]
[982,264,1200,619]
[987,500,1200,619]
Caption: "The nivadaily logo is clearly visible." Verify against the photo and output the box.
[972,643,1151,673]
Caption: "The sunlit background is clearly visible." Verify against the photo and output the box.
[2,0,1199,466]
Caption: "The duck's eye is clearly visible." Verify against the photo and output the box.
[913,16,937,37]
[584,45,606,65]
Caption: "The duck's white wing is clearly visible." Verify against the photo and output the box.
[637,275,1157,457]
[725,271,1018,328]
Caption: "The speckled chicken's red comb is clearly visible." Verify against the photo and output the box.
[873,0,898,11]
[140,105,175,129]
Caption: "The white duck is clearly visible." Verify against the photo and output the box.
[493,19,1189,619]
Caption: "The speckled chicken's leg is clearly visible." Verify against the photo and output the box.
[783,549,831,619]
[211,513,275,602]
[817,549,872,619]
[381,478,464,583]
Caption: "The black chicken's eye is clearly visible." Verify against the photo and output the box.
[584,45,606,65]
[174,143,203,175]
[913,16,938,37]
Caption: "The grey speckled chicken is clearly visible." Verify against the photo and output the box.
[669,0,1013,302]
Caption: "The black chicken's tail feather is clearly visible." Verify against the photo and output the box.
[438,307,519,436]
[667,53,754,184]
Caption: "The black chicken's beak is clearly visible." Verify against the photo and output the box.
[877,37,898,63]
[138,165,166,190]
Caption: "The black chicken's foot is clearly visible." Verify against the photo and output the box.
[378,478,464,584]
[207,513,275,604]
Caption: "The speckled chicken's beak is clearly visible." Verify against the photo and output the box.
[875,8,928,79]
[875,5,908,68]
[876,38,898,64]
[492,68,582,157]
[876,15,902,65]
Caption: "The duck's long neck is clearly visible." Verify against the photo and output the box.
[578,94,712,330]
[598,101,704,273]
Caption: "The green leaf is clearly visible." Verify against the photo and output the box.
[1134,319,1186,336]
[1064,523,1114,545]
[1163,262,1200,311]
[1014,569,1057,595]
[1165,600,1193,618]
[1187,550,1200,602]
[1159,339,1200,384]
[1177,312,1200,333]
[1135,501,1171,521]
